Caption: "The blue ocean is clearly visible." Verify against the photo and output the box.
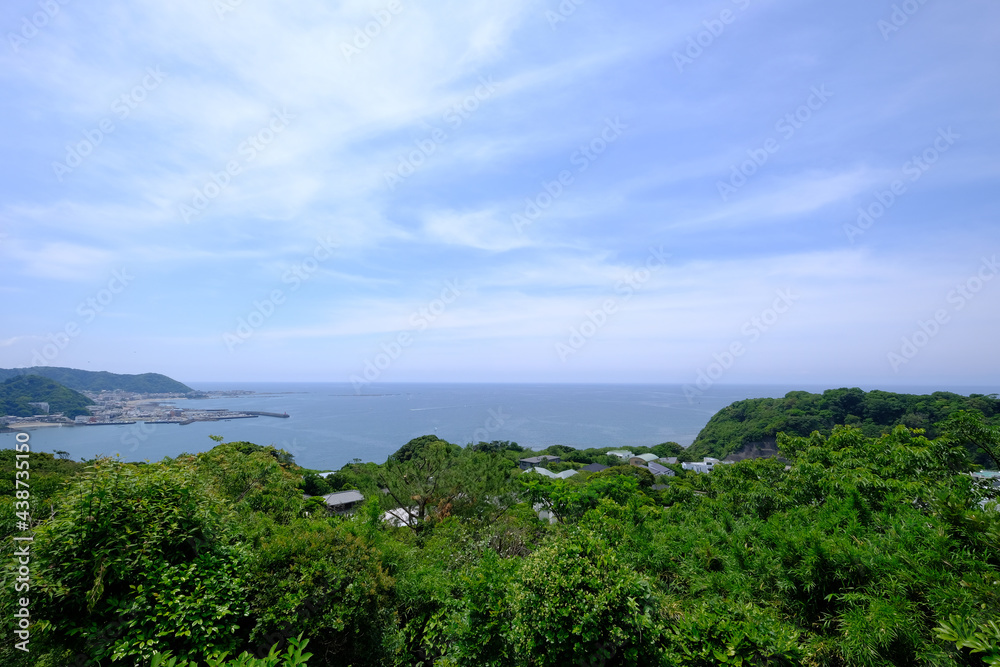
[2,383,995,471]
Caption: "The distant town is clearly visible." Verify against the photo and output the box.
[0,389,289,428]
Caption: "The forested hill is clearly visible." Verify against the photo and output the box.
[0,366,193,393]
[0,375,94,418]
[686,388,1000,464]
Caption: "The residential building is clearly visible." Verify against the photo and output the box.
[518,455,561,470]
[682,457,725,474]
[321,490,365,514]
[972,470,1000,489]
[647,461,675,477]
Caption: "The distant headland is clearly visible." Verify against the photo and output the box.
[0,366,195,394]
[0,367,290,430]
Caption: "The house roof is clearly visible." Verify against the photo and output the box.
[322,490,364,505]
[583,462,608,472]
[607,450,634,459]
[635,453,658,462]
[647,462,674,476]
[520,455,560,464]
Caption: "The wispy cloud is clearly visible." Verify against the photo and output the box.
[1,0,997,384]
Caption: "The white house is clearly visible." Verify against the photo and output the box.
[681,457,726,474]
[382,506,417,527]
[532,502,558,524]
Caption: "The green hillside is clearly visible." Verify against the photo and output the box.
[0,375,94,418]
[0,366,193,393]
[686,387,1000,466]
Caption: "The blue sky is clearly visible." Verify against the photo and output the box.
[1,0,998,387]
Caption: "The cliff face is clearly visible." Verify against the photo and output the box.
[722,438,779,462]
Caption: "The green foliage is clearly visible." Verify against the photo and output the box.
[470,440,522,453]
[8,410,999,666]
[507,529,664,666]
[388,434,453,463]
[0,365,195,393]
[379,438,458,529]
[21,457,247,664]
[520,473,644,524]
[212,439,296,466]
[195,441,302,523]
[377,438,517,530]
[936,616,1000,666]
[300,472,332,496]
[943,410,1000,469]
[428,549,521,667]
[0,449,84,535]
[243,520,396,667]
[660,602,803,665]
[149,635,312,667]
[0,374,94,418]
[651,441,683,458]
[591,464,655,489]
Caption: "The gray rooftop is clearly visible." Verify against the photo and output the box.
[322,490,364,505]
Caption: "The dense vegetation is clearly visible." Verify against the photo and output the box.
[687,388,1000,466]
[1,409,998,666]
[0,375,95,418]
[0,366,194,394]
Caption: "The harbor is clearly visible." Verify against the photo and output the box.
[2,390,290,431]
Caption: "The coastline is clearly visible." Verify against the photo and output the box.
[1,421,75,431]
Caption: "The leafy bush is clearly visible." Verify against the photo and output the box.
[507,529,664,666]
[23,458,248,664]
[243,519,396,667]
[149,635,312,667]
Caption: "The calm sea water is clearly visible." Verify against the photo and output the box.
[2,383,995,471]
